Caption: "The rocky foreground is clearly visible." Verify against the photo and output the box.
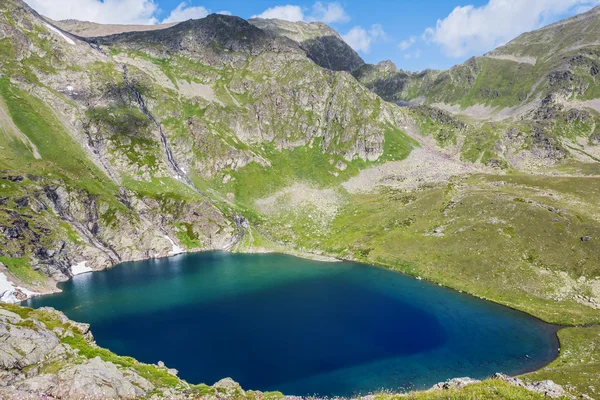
[0,304,573,399]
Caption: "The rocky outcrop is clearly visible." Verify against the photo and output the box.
[0,306,156,399]
[353,61,439,103]
[492,373,569,399]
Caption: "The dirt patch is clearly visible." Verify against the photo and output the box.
[342,148,481,194]
[255,183,341,224]
[567,99,600,113]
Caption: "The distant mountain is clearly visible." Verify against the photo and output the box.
[357,6,600,115]
[353,60,440,104]
[52,19,177,37]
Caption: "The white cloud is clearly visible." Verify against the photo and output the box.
[252,5,305,22]
[308,2,350,23]
[252,2,349,24]
[424,0,600,58]
[162,2,209,23]
[24,0,227,25]
[24,0,160,24]
[342,24,385,54]
[398,36,416,51]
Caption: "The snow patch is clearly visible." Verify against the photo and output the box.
[0,272,38,303]
[71,261,93,276]
[44,23,75,45]
[165,235,185,255]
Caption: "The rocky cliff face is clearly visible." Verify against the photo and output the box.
[249,18,365,73]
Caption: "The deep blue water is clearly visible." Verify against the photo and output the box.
[25,252,559,397]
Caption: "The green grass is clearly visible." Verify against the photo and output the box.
[176,222,203,249]
[0,256,46,286]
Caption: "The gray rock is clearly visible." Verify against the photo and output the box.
[54,356,153,399]
[0,315,65,372]
[431,377,480,390]
[492,373,570,398]
[525,380,568,399]
[213,377,246,398]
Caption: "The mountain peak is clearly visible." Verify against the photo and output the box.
[89,14,302,65]
[376,60,398,73]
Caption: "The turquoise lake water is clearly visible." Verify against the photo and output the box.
[25,252,559,397]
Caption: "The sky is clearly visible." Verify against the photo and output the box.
[24,0,600,71]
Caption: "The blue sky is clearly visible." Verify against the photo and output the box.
[27,0,600,71]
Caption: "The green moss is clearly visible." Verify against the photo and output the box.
[381,125,419,161]
[60,222,85,245]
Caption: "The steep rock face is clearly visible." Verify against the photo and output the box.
[249,18,365,72]
[0,0,241,297]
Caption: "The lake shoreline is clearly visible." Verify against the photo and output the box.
[22,250,563,394]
